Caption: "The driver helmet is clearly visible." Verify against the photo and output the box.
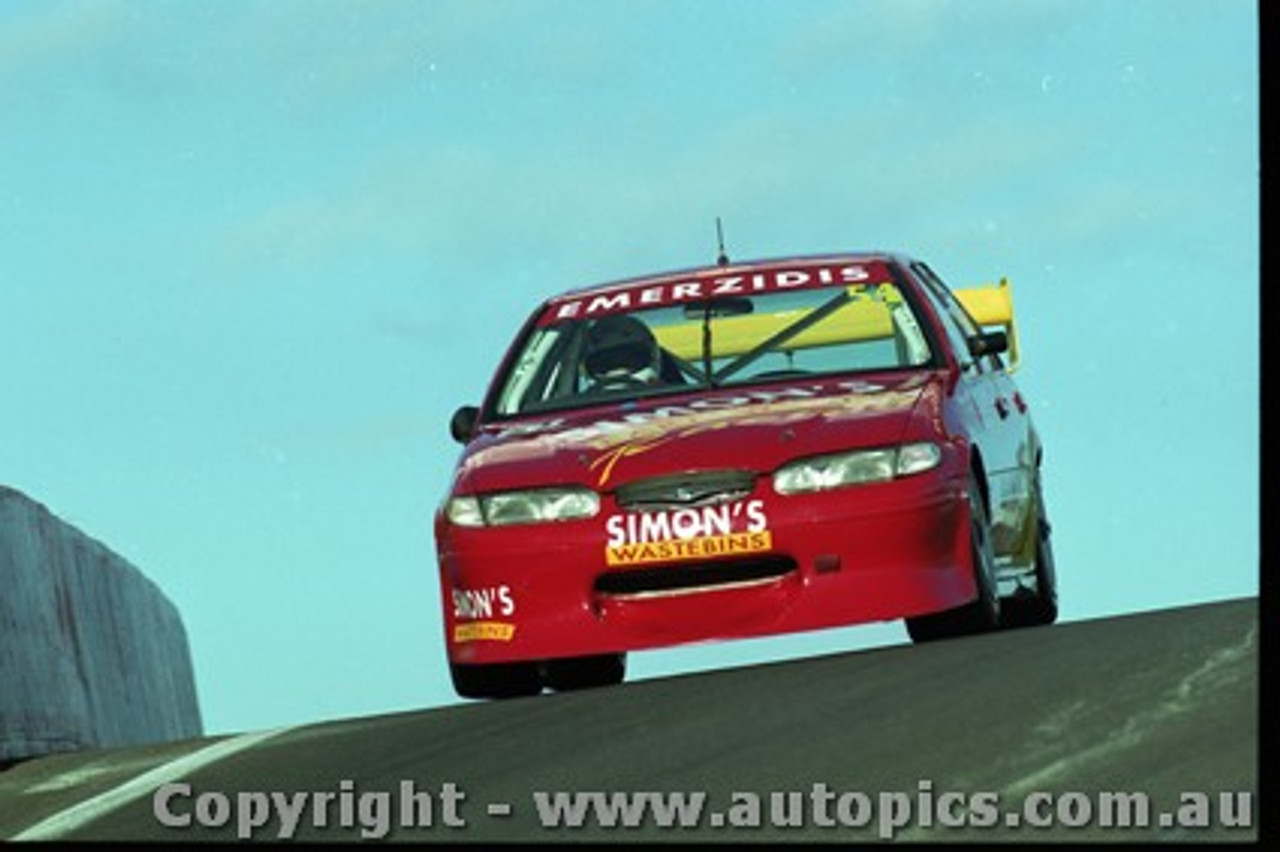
[583,314,662,386]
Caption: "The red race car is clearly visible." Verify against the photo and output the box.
[435,251,1057,698]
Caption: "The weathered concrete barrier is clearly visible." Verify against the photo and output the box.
[1,486,202,763]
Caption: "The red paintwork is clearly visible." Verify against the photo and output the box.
[434,252,1036,667]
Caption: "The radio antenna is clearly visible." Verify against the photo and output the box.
[715,217,729,266]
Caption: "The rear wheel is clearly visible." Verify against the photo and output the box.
[450,661,542,700]
[906,475,1001,642]
[543,653,627,692]
[1001,475,1059,628]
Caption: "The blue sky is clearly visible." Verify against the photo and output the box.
[0,0,1258,735]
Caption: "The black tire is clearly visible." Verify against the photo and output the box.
[543,654,627,692]
[1001,475,1059,628]
[450,661,543,700]
[906,475,1001,642]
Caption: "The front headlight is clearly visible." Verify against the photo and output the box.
[772,442,942,495]
[445,487,600,527]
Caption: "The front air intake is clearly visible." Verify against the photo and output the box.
[614,470,757,511]
[594,556,796,598]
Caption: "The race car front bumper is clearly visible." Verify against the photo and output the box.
[436,469,978,666]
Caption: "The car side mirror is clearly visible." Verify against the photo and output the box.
[450,405,480,444]
[968,330,1008,359]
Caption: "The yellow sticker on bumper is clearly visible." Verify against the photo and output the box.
[606,531,773,566]
[453,621,516,643]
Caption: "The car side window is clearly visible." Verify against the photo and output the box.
[911,264,982,373]
[913,264,1006,373]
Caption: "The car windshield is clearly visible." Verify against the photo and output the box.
[492,279,935,417]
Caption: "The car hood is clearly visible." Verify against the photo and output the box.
[452,373,943,494]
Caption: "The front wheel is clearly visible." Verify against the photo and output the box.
[450,661,542,700]
[543,653,627,692]
[906,475,1001,642]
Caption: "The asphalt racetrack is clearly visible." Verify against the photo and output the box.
[0,596,1259,842]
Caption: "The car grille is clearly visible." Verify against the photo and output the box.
[614,469,757,511]
[594,556,796,598]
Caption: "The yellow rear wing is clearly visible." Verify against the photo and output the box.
[652,288,896,361]
[955,277,1019,372]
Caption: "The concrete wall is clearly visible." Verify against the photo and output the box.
[1,486,202,763]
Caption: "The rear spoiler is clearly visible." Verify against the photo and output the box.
[955,277,1019,372]
[652,287,896,360]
